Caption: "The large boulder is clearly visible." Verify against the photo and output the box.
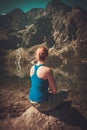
[1,105,87,130]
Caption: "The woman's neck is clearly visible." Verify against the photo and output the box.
[36,61,45,65]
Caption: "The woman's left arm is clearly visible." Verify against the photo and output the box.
[47,68,57,94]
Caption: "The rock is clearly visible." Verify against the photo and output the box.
[13,107,61,130]
[26,8,44,25]
[6,8,27,30]
[1,105,87,130]
[0,35,22,50]
[45,0,71,14]
[22,16,53,47]
[0,0,87,51]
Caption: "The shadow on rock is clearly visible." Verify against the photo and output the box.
[43,101,87,130]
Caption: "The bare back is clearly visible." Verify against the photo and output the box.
[30,65,49,79]
[30,64,57,94]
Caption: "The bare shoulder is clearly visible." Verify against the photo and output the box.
[44,67,54,78]
[38,65,51,74]
[30,65,34,76]
[30,65,34,71]
[43,66,52,71]
[30,65,34,70]
[38,66,51,79]
[42,66,52,74]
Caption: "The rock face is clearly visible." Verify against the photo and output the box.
[22,16,53,47]
[0,0,87,50]
[6,8,27,30]
[1,106,87,130]
[26,8,44,25]
[46,1,87,49]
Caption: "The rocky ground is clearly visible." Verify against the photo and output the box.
[0,77,30,120]
[0,67,87,130]
[0,88,87,130]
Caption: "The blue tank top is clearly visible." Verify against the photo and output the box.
[29,64,49,102]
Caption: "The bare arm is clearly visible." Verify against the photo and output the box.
[47,69,57,94]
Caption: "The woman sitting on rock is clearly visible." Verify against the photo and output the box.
[29,46,68,111]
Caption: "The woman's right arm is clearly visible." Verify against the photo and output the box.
[47,68,57,94]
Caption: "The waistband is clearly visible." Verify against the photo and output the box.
[30,100,38,104]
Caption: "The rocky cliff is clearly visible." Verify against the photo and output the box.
[0,0,87,50]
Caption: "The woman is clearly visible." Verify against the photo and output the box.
[29,46,68,111]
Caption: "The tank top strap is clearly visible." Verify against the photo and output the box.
[34,64,44,74]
